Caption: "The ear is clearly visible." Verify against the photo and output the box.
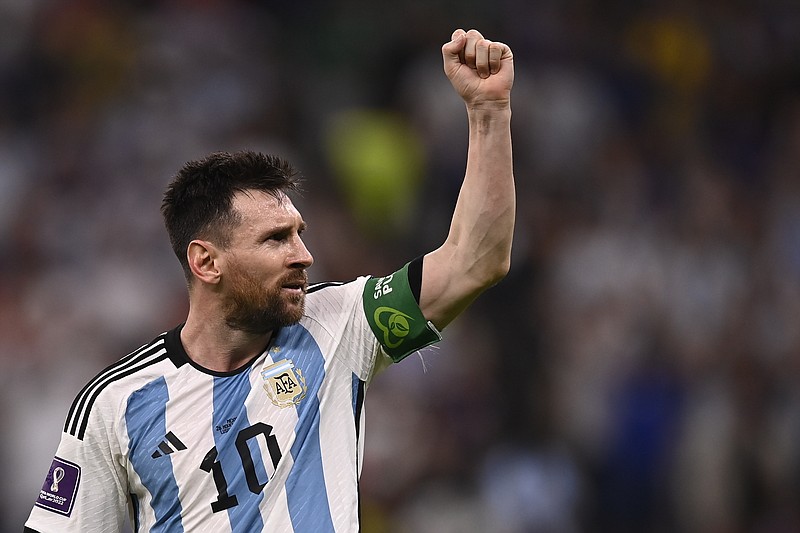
[187,239,222,285]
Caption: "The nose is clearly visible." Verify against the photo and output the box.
[289,236,314,269]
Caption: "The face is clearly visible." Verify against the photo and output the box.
[219,190,314,335]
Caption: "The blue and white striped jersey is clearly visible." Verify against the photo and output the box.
[25,271,441,533]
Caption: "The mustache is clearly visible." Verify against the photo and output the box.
[280,270,309,290]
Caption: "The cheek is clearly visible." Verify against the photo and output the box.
[233,254,282,278]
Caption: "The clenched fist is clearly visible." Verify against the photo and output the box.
[442,29,514,110]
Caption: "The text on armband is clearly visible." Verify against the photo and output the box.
[373,274,394,299]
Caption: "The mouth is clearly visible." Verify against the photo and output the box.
[281,274,308,295]
[281,284,306,295]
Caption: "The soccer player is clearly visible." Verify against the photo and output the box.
[24,28,514,532]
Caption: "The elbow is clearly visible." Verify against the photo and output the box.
[467,239,513,289]
[488,256,512,286]
[478,254,511,289]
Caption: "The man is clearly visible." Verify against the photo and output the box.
[25,28,514,532]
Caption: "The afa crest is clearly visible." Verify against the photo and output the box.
[261,359,307,408]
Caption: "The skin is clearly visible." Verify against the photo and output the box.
[420,29,515,329]
[181,190,313,372]
[180,28,514,373]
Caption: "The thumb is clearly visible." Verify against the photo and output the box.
[441,29,466,66]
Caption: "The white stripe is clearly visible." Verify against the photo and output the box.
[261,482,294,531]
[249,353,298,530]
[317,358,360,532]
[162,370,231,530]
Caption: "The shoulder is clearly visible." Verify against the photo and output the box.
[304,276,371,314]
[63,330,177,441]
[300,276,374,344]
[306,276,370,295]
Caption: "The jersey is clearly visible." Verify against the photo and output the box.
[25,264,441,532]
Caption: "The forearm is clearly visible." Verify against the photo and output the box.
[417,29,515,329]
[447,105,515,285]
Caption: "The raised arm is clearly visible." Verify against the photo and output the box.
[420,28,515,330]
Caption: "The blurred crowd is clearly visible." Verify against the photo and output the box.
[2,0,800,531]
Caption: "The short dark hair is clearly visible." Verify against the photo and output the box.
[161,150,301,281]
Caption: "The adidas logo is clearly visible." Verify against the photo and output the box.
[151,431,187,459]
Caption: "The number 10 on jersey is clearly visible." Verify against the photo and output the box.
[199,422,282,512]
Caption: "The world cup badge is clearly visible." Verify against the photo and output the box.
[35,457,81,517]
[261,359,307,408]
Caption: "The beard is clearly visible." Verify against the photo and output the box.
[222,266,308,336]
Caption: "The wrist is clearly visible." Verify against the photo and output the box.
[466,104,512,127]
[466,100,512,113]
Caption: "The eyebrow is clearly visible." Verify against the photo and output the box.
[260,220,307,239]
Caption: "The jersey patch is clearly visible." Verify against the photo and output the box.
[261,358,307,408]
[35,457,81,517]
[363,262,442,362]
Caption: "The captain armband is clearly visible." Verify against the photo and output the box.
[363,262,442,363]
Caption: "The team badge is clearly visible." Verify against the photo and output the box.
[261,358,307,408]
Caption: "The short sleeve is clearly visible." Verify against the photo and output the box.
[25,395,129,532]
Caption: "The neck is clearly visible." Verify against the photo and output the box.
[181,308,273,373]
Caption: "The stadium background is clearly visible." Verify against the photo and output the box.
[2,1,799,531]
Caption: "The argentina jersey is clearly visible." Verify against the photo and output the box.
[26,264,441,532]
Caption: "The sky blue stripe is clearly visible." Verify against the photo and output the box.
[274,324,335,532]
[212,370,265,532]
[125,376,184,533]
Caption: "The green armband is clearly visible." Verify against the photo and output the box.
[363,262,442,362]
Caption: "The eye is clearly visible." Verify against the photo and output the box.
[267,232,288,242]
[262,223,306,244]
